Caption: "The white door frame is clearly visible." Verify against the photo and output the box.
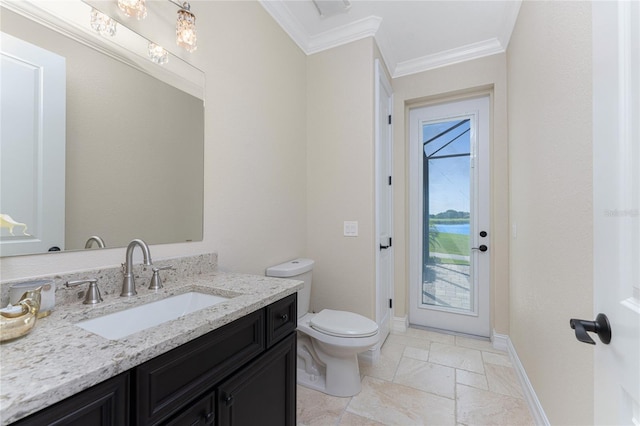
[592,1,639,423]
[374,59,394,354]
[408,95,490,337]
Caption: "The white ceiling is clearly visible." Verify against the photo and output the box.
[259,0,522,78]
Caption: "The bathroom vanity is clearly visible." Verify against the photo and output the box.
[0,267,301,426]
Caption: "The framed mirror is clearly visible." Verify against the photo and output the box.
[0,0,205,257]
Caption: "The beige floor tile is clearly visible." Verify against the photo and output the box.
[484,363,524,399]
[455,335,503,353]
[481,351,512,367]
[456,369,488,391]
[393,357,455,399]
[429,342,485,374]
[403,346,430,361]
[456,384,534,425]
[347,376,456,425]
[339,412,385,425]
[384,334,431,350]
[297,385,350,426]
[297,328,532,426]
[359,342,404,382]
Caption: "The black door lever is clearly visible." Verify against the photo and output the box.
[569,313,611,345]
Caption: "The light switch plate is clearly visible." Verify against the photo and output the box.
[344,221,358,237]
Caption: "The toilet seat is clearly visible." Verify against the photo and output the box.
[310,309,378,338]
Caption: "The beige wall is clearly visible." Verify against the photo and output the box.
[392,54,510,335]
[507,1,593,424]
[0,1,307,280]
[306,38,377,319]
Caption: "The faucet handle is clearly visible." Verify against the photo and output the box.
[149,265,173,290]
[66,279,103,305]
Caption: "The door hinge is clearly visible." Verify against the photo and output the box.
[388,115,392,125]
[389,299,393,309]
[388,176,392,185]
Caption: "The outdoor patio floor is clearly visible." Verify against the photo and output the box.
[423,263,471,311]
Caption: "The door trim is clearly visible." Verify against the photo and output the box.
[374,58,394,354]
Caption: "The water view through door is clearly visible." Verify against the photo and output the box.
[409,96,490,337]
[423,119,473,311]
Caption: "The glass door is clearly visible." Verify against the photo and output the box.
[409,96,490,337]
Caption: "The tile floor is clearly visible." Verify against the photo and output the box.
[296,327,534,426]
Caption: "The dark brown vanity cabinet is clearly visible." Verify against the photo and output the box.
[10,294,297,426]
[12,372,130,426]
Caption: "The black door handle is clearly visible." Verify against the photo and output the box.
[471,245,488,252]
[569,313,611,345]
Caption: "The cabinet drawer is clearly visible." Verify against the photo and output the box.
[136,310,265,425]
[265,293,297,348]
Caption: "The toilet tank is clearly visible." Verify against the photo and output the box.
[265,258,314,319]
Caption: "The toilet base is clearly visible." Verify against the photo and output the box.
[296,361,363,398]
[296,364,327,394]
[296,333,364,397]
[296,352,363,397]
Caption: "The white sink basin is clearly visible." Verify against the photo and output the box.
[76,292,229,340]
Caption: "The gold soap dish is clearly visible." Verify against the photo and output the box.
[0,287,42,342]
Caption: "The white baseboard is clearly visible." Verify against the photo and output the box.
[392,315,408,332]
[504,334,550,426]
[491,330,509,351]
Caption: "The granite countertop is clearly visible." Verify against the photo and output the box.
[0,271,302,425]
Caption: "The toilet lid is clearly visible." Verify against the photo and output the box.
[310,309,378,338]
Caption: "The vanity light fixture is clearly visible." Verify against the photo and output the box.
[173,1,197,52]
[91,1,197,53]
[117,0,147,20]
[90,8,117,37]
[148,42,169,65]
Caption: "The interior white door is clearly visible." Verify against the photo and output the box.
[409,96,490,337]
[592,2,640,424]
[0,32,66,256]
[375,59,393,348]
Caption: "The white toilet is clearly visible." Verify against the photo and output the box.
[266,258,379,397]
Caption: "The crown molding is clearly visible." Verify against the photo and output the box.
[499,0,523,49]
[259,0,381,55]
[258,0,311,53]
[392,38,505,78]
[260,0,520,78]
[307,15,381,54]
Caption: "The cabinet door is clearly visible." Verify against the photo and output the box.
[163,391,214,426]
[217,334,296,426]
[12,373,129,426]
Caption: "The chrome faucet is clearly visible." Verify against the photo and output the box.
[84,235,106,249]
[121,239,153,297]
